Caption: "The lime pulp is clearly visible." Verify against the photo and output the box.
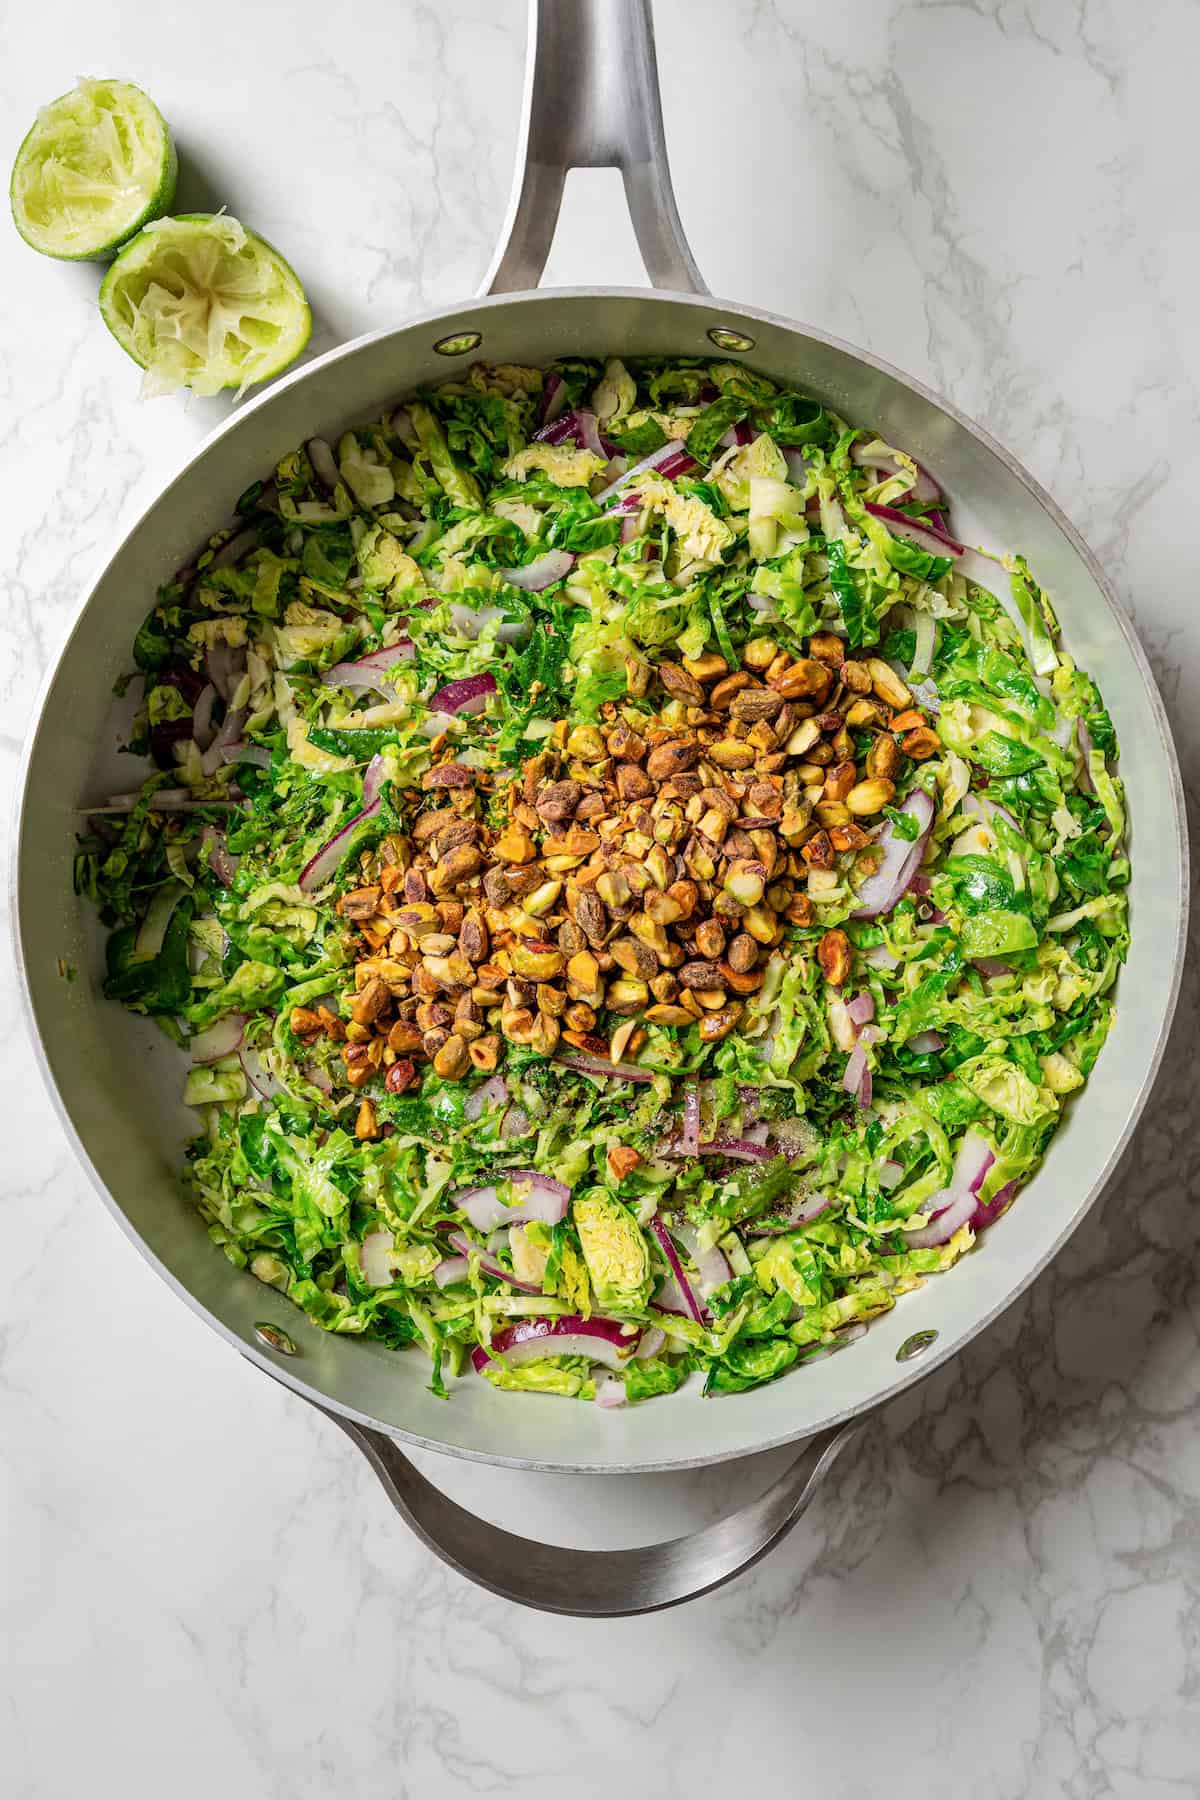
[10,76,176,261]
[99,212,312,397]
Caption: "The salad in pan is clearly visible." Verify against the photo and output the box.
[76,355,1128,1405]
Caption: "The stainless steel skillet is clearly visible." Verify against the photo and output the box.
[13,0,1188,1614]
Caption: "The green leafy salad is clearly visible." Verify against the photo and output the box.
[75,354,1129,1406]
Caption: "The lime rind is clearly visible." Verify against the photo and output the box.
[10,77,176,261]
[99,212,312,398]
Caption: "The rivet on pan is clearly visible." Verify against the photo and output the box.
[896,1329,938,1363]
[254,1322,298,1356]
[434,330,482,356]
[707,325,755,353]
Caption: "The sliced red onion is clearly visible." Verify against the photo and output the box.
[578,410,604,457]
[449,602,501,640]
[555,1052,656,1085]
[908,1029,944,1054]
[306,436,340,492]
[620,515,639,544]
[842,1042,872,1110]
[448,1229,542,1294]
[972,1178,1018,1232]
[472,1314,636,1372]
[464,1075,508,1123]
[191,683,218,752]
[957,1130,997,1195]
[536,371,566,428]
[205,640,245,702]
[452,1171,571,1233]
[649,1218,706,1325]
[298,796,381,894]
[325,641,415,692]
[910,608,936,678]
[681,1082,700,1158]
[534,413,578,446]
[361,754,387,808]
[219,742,271,770]
[903,1188,977,1248]
[189,1014,246,1063]
[959,790,1020,834]
[593,439,696,505]
[360,1229,396,1287]
[697,1137,774,1163]
[847,991,875,1027]
[302,1061,333,1097]
[239,1045,284,1100]
[88,790,238,816]
[902,1130,995,1247]
[753,1191,834,1235]
[594,1375,628,1408]
[657,446,698,482]
[909,676,941,716]
[908,872,932,897]
[1048,710,1076,751]
[651,1275,691,1317]
[865,502,964,559]
[533,408,615,456]
[973,957,1013,980]
[434,1254,471,1289]
[635,1326,666,1361]
[201,824,238,888]
[878,1159,904,1190]
[603,487,644,518]
[427,672,496,716]
[209,526,259,570]
[864,943,900,973]
[851,788,935,919]
[198,707,247,777]
[496,550,574,592]
[673,1223,730,1299]
[500,1104,529,1141]
[718,422,755,449]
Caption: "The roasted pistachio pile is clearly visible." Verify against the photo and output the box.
[303,633,940,1139]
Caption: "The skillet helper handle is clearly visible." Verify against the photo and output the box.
[321,1404,860,1617]
[482,0,707,296]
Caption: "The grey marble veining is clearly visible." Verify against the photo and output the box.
[1,1,1197,1793]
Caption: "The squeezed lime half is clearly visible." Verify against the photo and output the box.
[10,77,177,260]
[99,212,312,397]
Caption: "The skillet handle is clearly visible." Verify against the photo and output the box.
[481,0,707,297]
[319,1402,860,1617]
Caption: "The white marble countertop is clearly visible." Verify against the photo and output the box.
[2,2,1198,1793]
